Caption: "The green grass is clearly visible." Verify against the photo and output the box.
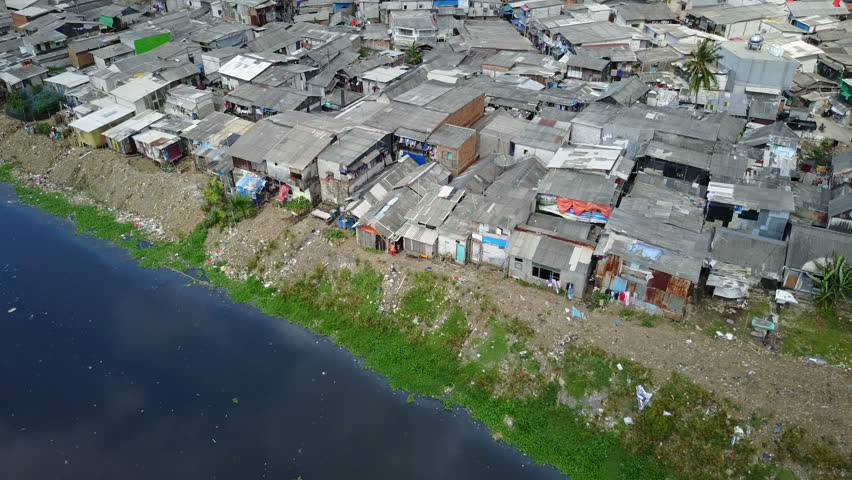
[561,345,613,397]
[780,308,852,365]
[477,320,509,365]
[0,163,15,182]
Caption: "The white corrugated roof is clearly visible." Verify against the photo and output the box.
[46,71,89,88]
[110,77,168,103]
[69,105,135,132]
[218,54,273,82]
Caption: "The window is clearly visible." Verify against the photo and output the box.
[532,263,559,281]
[397,28,414,36]
[513,257,523,270]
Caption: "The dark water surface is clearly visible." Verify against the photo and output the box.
[0,184,565,480]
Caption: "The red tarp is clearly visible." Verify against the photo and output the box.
[276,184,290,201]
[556,197,611,217]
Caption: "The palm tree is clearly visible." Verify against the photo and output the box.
[228,194,255,220]
[683,39,721,101]
[405,43,423,65]
[808,255,852,311]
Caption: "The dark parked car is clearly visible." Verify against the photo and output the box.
[786,119,817,131]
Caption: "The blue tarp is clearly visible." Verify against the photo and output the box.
[611,276,628,293]
[406,152,426,165]
[236,175,266,199]
[482,236,507,248]
[333,3,349,8]
[433,0,458,5]
[626,242,663,261]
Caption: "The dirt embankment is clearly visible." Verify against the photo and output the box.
[0,116,207,239]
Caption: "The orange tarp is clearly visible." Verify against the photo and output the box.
[556,197,611,217]
[360,225,380,235]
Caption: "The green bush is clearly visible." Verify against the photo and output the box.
[283,196,311,213]
[35,122,51,135]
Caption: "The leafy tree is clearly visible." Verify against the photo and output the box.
[808,255,852,311]
[405,43,423,65]
[31,89,63,116]
[6,90,27,112]
[683,39,721,98]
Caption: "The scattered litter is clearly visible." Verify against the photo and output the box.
[231,397,239,404]
[807,357,828,365]
[571,306,586,319]
[773,423,783,434]
[663,411,672,417]
[7,308,15,313]
[636,385,653,411]
[685,339,693,345]
[616,363,623,371]
[623,417,633,425]
[731,426,745,446]
[212,438,217,444]
[715,331,734,340]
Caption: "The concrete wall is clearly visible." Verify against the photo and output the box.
[718,45,797,91]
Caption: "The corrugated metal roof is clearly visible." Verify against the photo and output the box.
[102,109,166,140]
[264,124,335,171]
[219,54,273,82]
[227,118,291,164]
[707,182,795,212]
[710,227,786,281]
[537,169,616,205]
[785,224,852,271]
[69,104,135,132]
[408,184,465,227]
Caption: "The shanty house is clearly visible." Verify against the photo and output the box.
[227,117,292,178]
[109,76,169,113]
[536,170,618,224]
[783,225,852,293]
[356,188,421,252]
[102,109,166,154]
[468,159,544,266]
[707,227,787,298]
[391,10,437,48]
[68,104,135,147]
[164,85,214,119]
[44,70,88,95]
[317,126,391,205]
[705,182,794,241]
[511,119,571,163]
[133,130,184,164]
[0,64,47,91]
[426,124,477,176]
[507,230,595,297]
[264,124,337,203]
[594,174,709,316]
[401,185,466,258]
[66,35,120,69]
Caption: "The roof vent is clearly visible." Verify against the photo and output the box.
[747,33,763,51]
